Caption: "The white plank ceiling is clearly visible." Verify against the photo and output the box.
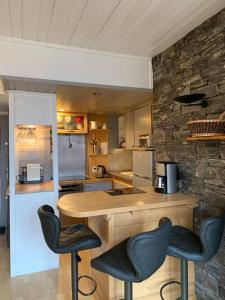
[0,0,224,57]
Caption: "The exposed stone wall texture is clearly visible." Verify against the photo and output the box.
[152,8,225,300]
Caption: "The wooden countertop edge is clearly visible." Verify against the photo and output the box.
[59,178,113,184]
[57,197,197,218]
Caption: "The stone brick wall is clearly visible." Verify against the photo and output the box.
[152,9,225,300]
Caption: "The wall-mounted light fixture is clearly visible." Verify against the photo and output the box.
[174,93,208,108]
[16,126,37,144]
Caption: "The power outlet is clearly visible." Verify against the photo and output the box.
[92,166,97,172]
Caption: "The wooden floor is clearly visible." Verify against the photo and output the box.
[0,234,96,300]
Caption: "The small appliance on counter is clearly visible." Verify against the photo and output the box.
[138,134,151,148]
[17,163,44,184]
[96,165,106,178]
[155,162,177,194]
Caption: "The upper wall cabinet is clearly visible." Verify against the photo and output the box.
[13,91,55,125]
[125,111,135,148]
[118,104,152,149]
[134,105,152,147]
[57,112,88,134]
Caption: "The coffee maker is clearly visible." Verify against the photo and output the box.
[155,162,177,194]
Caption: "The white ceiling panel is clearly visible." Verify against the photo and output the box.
[0,0,11,36]
[0,0,224,57]
[90,0,149,51]
[9,0,22,37]
[37,0,56,41]
[69,0,121,48]
[22,0,42,40]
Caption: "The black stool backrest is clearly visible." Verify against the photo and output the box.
[127,217,172,282]
[38,205,60,253]
[200,208,225,261]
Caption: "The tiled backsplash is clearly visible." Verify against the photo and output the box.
[108,150,132,171]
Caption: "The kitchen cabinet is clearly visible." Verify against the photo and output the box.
[57,112,88,134]
[118,115,125,144]
[125,111,135,148]
[83,181,112,192]
[117,104,152,149]
[134,104,152,147]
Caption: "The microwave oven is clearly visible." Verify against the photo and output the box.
[138,135,151,148]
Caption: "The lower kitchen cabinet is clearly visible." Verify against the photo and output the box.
[83,181,112,192]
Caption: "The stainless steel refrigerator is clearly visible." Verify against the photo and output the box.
[132,150,153,187]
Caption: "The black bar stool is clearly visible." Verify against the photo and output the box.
[91,217,172,300]
[165,207,225,300]
[38,205,101,300]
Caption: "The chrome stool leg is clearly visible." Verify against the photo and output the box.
[125,282,132,300]
[71,252,78,300]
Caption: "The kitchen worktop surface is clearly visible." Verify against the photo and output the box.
[58,186,197,218]
[107,170,133,182]
[15,180,54,194]
[59,177,113,185]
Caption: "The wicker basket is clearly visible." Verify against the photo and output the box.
[187,111,225,137]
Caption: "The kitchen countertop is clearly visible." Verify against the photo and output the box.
[58,186,197,218]
[107,170,133,182]
[15,180,54,194]
[59,177,113,185]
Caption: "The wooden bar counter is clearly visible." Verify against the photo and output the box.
[58,187,197,300]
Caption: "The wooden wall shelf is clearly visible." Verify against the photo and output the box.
[89,129,109,131]
[187,135,225,141]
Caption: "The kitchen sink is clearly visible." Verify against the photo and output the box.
[105,187,146,196]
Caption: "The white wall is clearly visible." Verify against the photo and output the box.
[0,36,152,89]
[9,91,59,277]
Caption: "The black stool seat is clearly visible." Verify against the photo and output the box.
[38,205,101,300]
[59,224,101,253]
[168,226,203,261]
[92,238,137,282]
[91,217,172,300]
[38,205,101,254]
[163,208,225,300]
[168,212,225,262]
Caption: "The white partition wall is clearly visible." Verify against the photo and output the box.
[8,91,59,277]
